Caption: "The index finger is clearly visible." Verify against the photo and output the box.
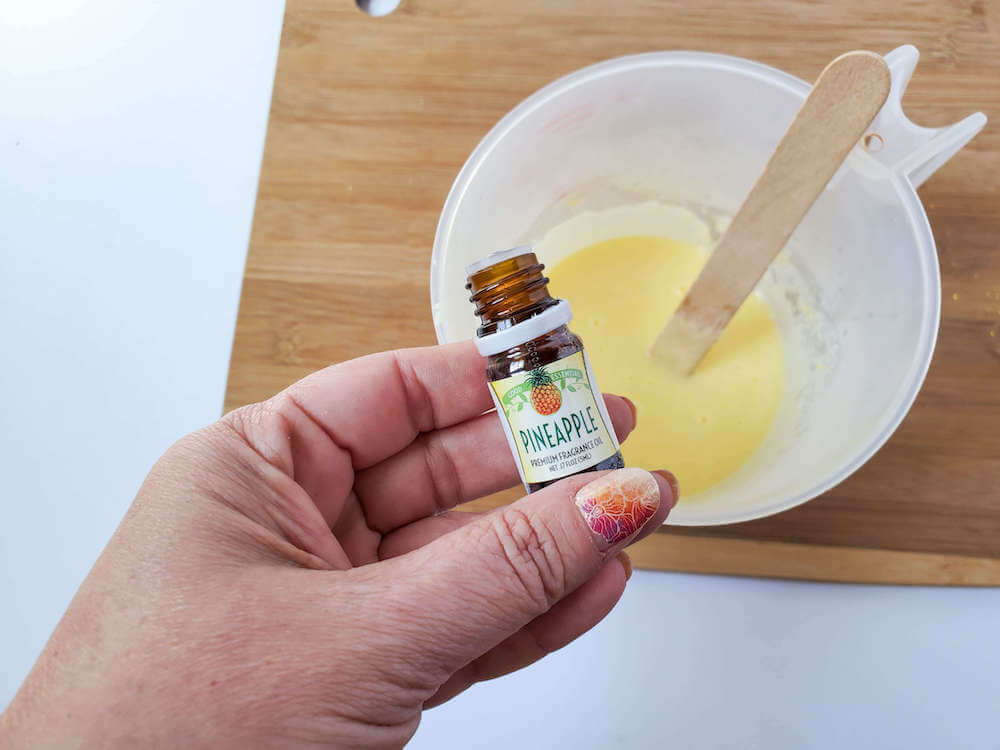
[287,340,492,469]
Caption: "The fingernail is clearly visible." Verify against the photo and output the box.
[623,396,638,425]
[654,470,680,507]
[616,551,633,581]
[574,468,660,552]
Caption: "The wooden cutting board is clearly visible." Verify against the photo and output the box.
[226,0,1000,585]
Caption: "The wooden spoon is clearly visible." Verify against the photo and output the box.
[650,50,891,374]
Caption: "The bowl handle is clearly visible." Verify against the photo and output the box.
[859,45,986,189]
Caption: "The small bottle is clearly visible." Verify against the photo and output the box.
[466,246,625,492]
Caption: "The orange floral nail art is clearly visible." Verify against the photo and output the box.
[574,468,660,549]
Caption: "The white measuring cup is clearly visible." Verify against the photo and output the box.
[430,45,985,525]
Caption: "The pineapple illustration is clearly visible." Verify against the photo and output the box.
[527,367,562,415]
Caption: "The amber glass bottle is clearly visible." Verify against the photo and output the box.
[466,246,624,492]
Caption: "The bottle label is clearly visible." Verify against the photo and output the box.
[488,350,620,486]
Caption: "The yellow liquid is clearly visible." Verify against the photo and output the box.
[548,236,784,497]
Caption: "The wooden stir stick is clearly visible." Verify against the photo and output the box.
[650,51,891,374]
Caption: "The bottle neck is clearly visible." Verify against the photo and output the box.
[466,251,558,336]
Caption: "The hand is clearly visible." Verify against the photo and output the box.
[2,342,677,749]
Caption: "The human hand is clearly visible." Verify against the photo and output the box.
[2,342,677,749]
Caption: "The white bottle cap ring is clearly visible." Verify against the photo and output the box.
[473,300,573,356]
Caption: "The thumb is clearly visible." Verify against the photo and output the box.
[383,467,675,675]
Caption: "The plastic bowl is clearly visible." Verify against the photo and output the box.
[430,46,985,525]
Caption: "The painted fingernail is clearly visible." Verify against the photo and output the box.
[622,396,638,425]
[616,551,633,581]
[574,468,660,552]
[654,470,680,507]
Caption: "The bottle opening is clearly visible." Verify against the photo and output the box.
[466,247,558,335]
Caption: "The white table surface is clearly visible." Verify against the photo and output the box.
[1,3,998,747]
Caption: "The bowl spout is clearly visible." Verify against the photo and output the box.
[860,45,986,189]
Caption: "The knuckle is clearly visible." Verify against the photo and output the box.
[392,350,436,432]
[224,398,285,441]
[221,400,269,435]
[421,433,463,511]
[486,508,568,611]
[220,399,296,473]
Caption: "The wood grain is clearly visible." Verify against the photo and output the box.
[226,0,1000,584]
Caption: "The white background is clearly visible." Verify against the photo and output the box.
[1,2,998,747]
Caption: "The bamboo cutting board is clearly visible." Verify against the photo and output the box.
[226,0,1000,585]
